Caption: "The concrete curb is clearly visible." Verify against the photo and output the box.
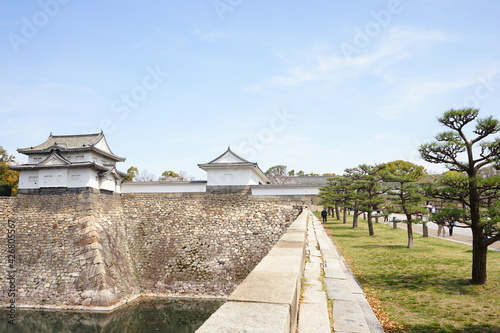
[196,210,309,333]
[312,213,384,333]
[197,210,385,333]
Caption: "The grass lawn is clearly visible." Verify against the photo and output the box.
[316,213,500,333]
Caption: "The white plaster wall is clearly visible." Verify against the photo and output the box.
[100,175,117,192]
[121,182,207,193]
[17,170,40,189]
[89,152,113,166]
[39,169,68,188]
[28,154,49,164]
[94,137,113,155]
[251,186,320,196]
[207,168,258,186]
[67,169,95,188]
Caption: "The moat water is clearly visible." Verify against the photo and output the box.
[2,298,224,333]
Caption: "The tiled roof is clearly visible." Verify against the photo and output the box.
[17,132,125,161]
[20,133,103,151]
[204,146,254,165]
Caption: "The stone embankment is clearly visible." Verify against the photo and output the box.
[198,211,385,333]
[0,189,304,309]
[197,210,308,333]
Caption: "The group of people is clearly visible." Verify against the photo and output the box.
[437,220,456,237]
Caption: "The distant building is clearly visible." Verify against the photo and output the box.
[11,132,127,193]
[198,147,270,187]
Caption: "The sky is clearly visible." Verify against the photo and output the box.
[1,0,500,180]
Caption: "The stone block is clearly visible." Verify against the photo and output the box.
[196,302,290,333]
[332,299,370,333]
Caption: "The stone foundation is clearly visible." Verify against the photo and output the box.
[0,190,303,308]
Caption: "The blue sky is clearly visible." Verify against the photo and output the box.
[1,0,500,180]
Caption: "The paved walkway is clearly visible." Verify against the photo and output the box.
[297,212,384,333]
[296,213,499,333]
[382,217,500,252]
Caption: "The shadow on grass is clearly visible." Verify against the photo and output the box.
[328,233,364,238]
[365,271,478,295]
[353,244,407,250]
[402,323,500,333]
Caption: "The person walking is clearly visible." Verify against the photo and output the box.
[448,221,455,236]
[437,222,446,237]
[321,208,328,223]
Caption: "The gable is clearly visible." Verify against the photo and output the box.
[38,151,71,167]
[93,136,113,155]
[207,147,252,165]
[212,151,246,164]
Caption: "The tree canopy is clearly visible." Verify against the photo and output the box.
[0,146,19,196]
[383,160,428,248]
[419,108,500,284]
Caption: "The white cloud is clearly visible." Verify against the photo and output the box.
[194,29,230,42]
[249,26,452,91]
[361,132,395,145]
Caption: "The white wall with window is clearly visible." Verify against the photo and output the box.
[39,169,67,188]
[17,170,40,189]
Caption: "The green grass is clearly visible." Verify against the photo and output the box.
[316,213,500,333]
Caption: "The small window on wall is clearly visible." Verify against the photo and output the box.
[44,175,53,183]
[66,156,72,160]
[57,175,63,183]
[75,155,84,161]
[33,157,42,163]
[71,174,81,182]
[29,176,38,183]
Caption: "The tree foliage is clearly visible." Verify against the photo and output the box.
[123,166,139,182]
[159,170,180,180]
[319,175,357,224]
[0,146,19,196]
[419,108,500,284]
[383,160,428,248]
[344,164,387,235]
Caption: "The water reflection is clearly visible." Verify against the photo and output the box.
[2,298,224,333]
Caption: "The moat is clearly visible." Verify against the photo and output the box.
[2,298,224,333]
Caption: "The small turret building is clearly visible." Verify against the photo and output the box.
[11,132,127,193]
[198,147,270,188]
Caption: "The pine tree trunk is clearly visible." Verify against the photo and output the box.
[407,220,414,249]
[469,177,487,285]
[352,209,358,229]
[342,207,347,224]
[367,211,374,236]
[422,223,428,237]
[471,228,488,284]
[335,205,340,220]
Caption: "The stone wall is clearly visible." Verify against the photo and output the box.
[0,189,137,308]
[0,190,303,308]
[122,193,303,297]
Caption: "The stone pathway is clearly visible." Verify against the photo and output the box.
[297,212,384,333]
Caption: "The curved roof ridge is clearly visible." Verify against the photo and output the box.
[205,146,254,165]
